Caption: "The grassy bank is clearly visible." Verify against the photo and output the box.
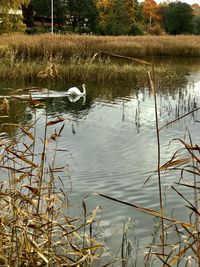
[0,34,200,59]
[0,34,199,83]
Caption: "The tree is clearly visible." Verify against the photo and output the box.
[31,0,50,26]
[30,0,68,28]
[0,0,30,33]
[22,2,34,27]
[192,3,200,15]
[166,2,194,34]
[96,0,112,34]
[67,0,99,33]
[96,0,135,35]
[157,2,169,31]
[193,14,200,34]
[141,0,160,28]
[133,0,143,23]
[107,0,134,35]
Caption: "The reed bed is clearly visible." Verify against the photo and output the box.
[0,34,200,59]
[0,51,186,85]
[0,33,198,83]
[0,103,104,266]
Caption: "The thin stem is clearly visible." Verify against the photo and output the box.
[148,67,165,255]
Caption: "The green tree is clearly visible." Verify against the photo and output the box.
[31,0,50,26]
[133,0,143,23]
[22,2,34,27]
[97,0,135,35]
[0,0,29,33]
[67,0,99,33]
[107,0,133,35]
[30,0,68,28]
[157,2,169,31]
[193,14,200,34]
[166,2,194,34]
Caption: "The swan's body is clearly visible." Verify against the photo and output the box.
[66,84,86,96]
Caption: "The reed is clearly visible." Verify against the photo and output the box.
[0,51,185,85]
[93,53,200,266]
[0,34,200,59]
[0,102,104,266]
[0,33,197,83]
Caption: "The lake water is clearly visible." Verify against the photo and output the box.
[0,58,200,266]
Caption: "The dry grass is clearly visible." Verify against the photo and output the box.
[0,50,185,85]
[0,104,104,266]
[0,33,198,82]
[0,34,200,59]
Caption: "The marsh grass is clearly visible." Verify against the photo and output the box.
[0,52,185,85]
[0,34,199,83]
[0,34,200,59]
[0,100,104,266]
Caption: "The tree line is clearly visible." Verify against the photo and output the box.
[1,0,200,35]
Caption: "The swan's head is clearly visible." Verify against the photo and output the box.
[82,84,86,88]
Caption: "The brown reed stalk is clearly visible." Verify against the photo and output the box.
[92,52,166,260]
[147,68,165,254]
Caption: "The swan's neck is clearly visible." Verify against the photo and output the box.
[82,84,86,95]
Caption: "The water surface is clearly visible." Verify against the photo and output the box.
[0,58,200,266]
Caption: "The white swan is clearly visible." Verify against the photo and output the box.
[66,84,86,96]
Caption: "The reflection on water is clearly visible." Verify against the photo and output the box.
[0,59,200,265]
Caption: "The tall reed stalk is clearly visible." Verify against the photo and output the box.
[94,52,200,266]
[93,52,165,262]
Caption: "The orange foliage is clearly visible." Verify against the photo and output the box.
[142,0,160,25]
[192,3,200,15]
[96,0,134,26]
[96,0,113,22]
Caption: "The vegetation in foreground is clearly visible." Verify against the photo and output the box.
[0,34,199,83]
[0,102,104,266]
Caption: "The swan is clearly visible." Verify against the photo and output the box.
[66,84,86,96]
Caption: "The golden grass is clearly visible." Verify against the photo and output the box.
[0,34,200,59]
[0,33,198,82]
[0,112,104,266]
[0,51,186,85]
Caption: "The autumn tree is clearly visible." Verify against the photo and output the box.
[191,3,200,34]
[0,0,30,33]
[96,0,137,35]
[192,3,200,15]
[141,0,160,28]
[96,0,112,34]
[166,2,194,34]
